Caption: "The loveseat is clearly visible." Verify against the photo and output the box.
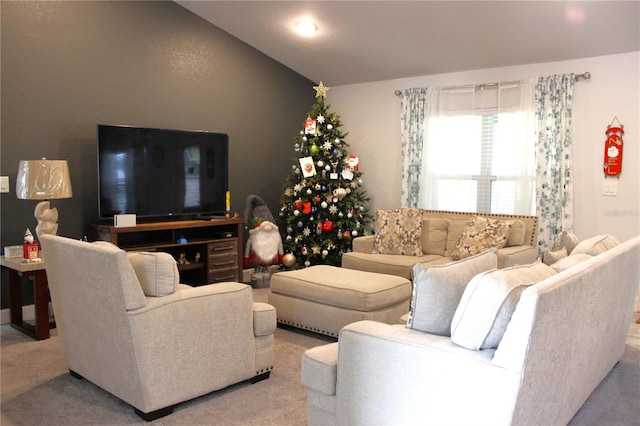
[342,209,539,280]
[40,234,276,421]
[303,234,639,425]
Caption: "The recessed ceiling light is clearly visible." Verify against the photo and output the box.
[295,19,318,37]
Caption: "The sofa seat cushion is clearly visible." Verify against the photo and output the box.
[270,265,411,312]
[407,249,498,336]
[342,252,445,281]
[373,208,423,256]
[451,260,557,350]
[451,216,513,261]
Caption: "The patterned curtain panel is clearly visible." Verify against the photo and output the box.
[400,88,428,208]
[534,74,575,251]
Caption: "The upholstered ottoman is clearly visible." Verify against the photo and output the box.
[268,265,412,337]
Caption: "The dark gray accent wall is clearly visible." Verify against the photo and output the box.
[0,1,314,308]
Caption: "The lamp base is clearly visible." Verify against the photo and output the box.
[34,201,59,239]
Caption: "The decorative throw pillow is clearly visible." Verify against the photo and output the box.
[444,220,468,257]
[450,260,557,350]
[372,209,423,256]
[542,247,567,266]
[549,253,593,273]
[127,251,179,297]
[571,234,620,256]
[406,248,498,336]
[552,230,579,254]
[451,216,513,261]
[420,217,450,256]
[506,220,526,247]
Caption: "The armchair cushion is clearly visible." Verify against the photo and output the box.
[372,208,423,256]
[451,260,556,350]
[407,248,498,336]
[451,215,513,261]
[127,251,179,297]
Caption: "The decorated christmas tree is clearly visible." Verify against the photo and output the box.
[278,82,372,269]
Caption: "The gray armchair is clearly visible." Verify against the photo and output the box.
[40,234,276,421]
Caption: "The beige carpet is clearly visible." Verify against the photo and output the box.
[1,288,638,425]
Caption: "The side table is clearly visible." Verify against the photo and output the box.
[1,256,55,340]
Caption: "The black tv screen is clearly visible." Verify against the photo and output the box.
[97,124,229,221]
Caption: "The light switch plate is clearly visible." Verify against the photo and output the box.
[603,180,618,196]
[0,176,9,193]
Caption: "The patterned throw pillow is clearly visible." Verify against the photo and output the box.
[372,209,423,256]
[451,216,513,261]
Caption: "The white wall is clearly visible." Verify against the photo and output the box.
[329,52,640,243]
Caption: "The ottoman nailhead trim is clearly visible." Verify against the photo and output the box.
[277,319,338,337]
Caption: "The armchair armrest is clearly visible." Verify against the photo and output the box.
[126,283,257,409]
[252,302,276,337]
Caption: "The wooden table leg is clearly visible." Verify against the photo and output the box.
[5,267,53,340]
[32,271,51,340]
[7,268,24,329]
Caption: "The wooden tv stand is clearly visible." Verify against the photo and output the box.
[89,218,244,286]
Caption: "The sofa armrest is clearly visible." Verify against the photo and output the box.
[331,320,522,425]
[352,235,375,253]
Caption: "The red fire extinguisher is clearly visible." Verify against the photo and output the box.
[603,118,623,176]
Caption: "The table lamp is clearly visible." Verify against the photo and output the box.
[16,158,73,239]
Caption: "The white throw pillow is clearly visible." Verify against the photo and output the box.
[571,234,620,256]
[552,230,579,254]
[451,260,557,350]
[543,247,567,265]
[407,249,498,336]
[549,253,593,273]
[127,251,179,297]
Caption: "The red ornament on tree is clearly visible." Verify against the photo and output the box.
[322,219,334,233]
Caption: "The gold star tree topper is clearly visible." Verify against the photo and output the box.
[313,81,330,98]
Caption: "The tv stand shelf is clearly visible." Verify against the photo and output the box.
[89,218,244,286]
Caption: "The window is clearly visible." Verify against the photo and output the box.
[420,82,536,215]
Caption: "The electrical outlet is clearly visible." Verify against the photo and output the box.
[603,180,618,196]
[0,176,9,193]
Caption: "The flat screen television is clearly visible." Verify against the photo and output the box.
[97,124,229,221]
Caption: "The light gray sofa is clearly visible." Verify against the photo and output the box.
[302,235,640,425]
[40,234,276,421]
[342,209,539,280]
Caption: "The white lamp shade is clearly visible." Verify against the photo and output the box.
[16,158,73,200]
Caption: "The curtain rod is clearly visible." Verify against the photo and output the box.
[394,71,591,96]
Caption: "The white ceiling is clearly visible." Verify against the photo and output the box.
[177,1,640,86]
